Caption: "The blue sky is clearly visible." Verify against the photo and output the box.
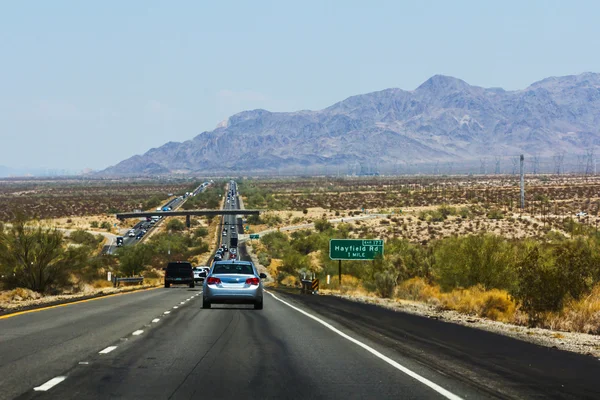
[1,0,599,171]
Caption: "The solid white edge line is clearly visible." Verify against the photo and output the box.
[152,318,160,323]
[132,330,144,336]
[98,346,117,354]
[266,291,463,400]
[34,376,67,391]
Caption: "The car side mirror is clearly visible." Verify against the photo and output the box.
[259,273,267,279]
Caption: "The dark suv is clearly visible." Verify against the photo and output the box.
[164,261,195,288]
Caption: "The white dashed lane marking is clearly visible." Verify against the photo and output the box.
[164,311,171,314]
[132,330,144,336]
[99,346,117,354]
[34,376,66,391]
[152,318,160,323]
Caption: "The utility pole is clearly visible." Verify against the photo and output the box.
[495,156,501,174]
[520,154,525,210]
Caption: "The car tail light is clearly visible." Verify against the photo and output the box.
[207,277,221,285]
[246,277,260,285]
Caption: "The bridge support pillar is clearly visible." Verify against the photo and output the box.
[186,215,191,228]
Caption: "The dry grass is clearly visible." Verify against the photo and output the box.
[0,288,42,303]
[395,278,517,322]
[91,279,113,289]
[540,284,600,334]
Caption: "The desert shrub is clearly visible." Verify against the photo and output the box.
[194,227,209,238]
[0,220,93,293]
[373,269,397,298]
[100,221,112,230]
[91,279,113,289]
[167,218,186,232]
[314,218,332,232]
[69,230,103,247]
[90,221,99,228]
[281,275,299,287]
[433,233,517,292]
[258,252,271,267]
[487,209,504,220]
[261,231,290,259]
[115,243,154,276]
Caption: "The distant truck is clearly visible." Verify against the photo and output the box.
[230,233,238,248]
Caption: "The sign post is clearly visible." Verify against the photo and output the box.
[329,239,384,287]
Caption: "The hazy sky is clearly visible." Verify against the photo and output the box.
[1,0,599,171]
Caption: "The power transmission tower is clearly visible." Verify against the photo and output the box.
[512,157,519,175]
[495,156,501,174]
[447,162,454,175]
[553,152,565,175]
[480,158,487,175]
[533,154,540,175]
[577,155,585,175]
[434,161,440,175]
[586,149,595,175]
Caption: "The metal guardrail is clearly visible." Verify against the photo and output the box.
[113,276,144,288]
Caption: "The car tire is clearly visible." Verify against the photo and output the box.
[203,299,211,309]
[254,301,263,310]
[164,282,170,288]
[189,282,195,288]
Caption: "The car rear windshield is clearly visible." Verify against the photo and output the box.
[213,263,253,275]
[167,263,192,276]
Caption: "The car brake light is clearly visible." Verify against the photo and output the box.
[246,277,260,285]
[207,277,221,285]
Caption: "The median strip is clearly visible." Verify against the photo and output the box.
[34,376,66,391]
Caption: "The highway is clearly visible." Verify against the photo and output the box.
[1,181,600,399]
[108,181,211,253]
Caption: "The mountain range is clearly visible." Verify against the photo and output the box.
[101,72,600,176]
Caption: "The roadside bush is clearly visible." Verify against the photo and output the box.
[70,230,103,247]
[374,270,397,298]
[100,221,112,231]
[90,221,99,228]
[314,218,332,232]
[194,227,209,238]
[487,209,504,220]
[167,219,186,232]
[258,252,271,267]
[433,234,517,292]
[0,219,89,293]
[441,285,516,322]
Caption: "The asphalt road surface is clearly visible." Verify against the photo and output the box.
[2,181,600,399]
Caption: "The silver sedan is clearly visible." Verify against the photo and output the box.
[202,261,266,309]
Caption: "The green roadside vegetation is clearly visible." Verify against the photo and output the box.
[256,218,600,333]
[0,216,210,296]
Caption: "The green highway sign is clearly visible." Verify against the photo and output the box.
[250,234,260,239]
[329,239,384,260]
